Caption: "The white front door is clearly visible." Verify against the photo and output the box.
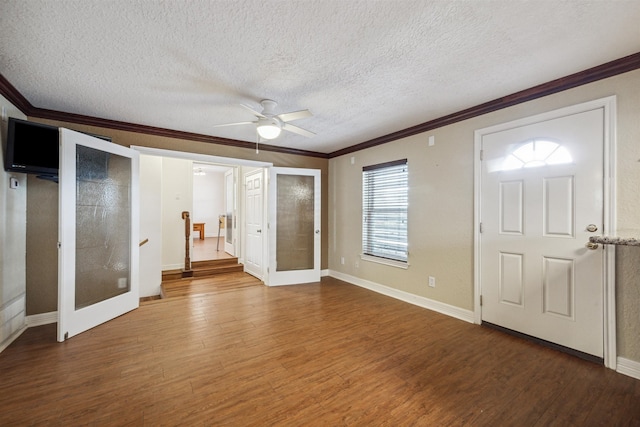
[267,167,321,286]
[479,107,605,357]
[58,128,139,341]
[244,170,264,279]
[224,168,236,255]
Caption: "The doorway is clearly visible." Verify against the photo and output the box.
[474,97,617,366]
[192,163,235,262]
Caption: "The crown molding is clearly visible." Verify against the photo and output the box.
[30,107,329,158]
[0,74,328,159]
[0,73,34,113]
[328,51,640,158]
[3,51,639,160]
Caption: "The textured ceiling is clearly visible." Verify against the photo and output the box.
[1,0,640,154]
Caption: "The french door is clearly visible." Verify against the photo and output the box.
[267,167,320,286]
[58,128,139,341]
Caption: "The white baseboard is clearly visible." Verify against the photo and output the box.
[329,270,474,324]
[26,311,58,327]
[321,269,329,277]
[0,324,27,354]
[617,357,640,380]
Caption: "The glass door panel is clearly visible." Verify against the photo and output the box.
[75,145,131,308]
[276,174,315,271]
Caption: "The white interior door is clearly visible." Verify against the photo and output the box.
[244,170,264,279]
[58,128,139,341]
[267,167,320,286]
[479,108,604,357]
[224,168,236,255]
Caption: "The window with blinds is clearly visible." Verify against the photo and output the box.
[362,159,408,264]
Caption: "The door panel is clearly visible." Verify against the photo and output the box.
[58,128,139,341]
[268,168,320,286]
[480,108,604,357]
[244,170,263,279]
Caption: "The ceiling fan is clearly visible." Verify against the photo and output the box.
[213,99,315,140]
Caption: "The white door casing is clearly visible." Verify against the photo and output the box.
[244,170,264,279]
[58,128,140,341]
[267,167,321,286]
[224,168,236,256]
[474,98,616,365]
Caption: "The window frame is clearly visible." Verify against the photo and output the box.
[361,159,409,269]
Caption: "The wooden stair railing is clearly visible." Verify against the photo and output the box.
[181,211,194,277]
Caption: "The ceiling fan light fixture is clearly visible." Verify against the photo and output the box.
[257,118,282,139]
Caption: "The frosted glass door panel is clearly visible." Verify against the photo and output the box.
[75,145,131,309]
[276,175,315,271]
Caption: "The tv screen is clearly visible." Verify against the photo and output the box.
[4,117,59,177]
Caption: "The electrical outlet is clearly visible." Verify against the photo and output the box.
[355,261,359,268]
[341,257,345,265]
[428,276,436,288]
[117,278,128,289]
[1,106,7,122]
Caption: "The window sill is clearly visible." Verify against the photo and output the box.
[360,254,409,269]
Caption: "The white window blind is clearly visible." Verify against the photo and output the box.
[362,159,408,263]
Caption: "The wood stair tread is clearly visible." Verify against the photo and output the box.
[161,257,244,284]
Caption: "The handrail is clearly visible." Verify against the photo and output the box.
[181,211,192,272]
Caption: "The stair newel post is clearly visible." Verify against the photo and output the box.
[181,211,194,276]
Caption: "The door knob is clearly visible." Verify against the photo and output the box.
[586,224,598,232]
[257,229,261,233]
[315,229,320,234]
[586,242,599,250]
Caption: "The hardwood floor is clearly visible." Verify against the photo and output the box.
[161,271,263,299]
[192,237,232,262]
[1,277,639,425]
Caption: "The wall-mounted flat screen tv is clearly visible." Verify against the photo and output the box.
[4,117,59,178]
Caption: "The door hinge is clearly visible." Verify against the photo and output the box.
[479,223,483,233]
[480,150,484,161]
[480,295,483,306]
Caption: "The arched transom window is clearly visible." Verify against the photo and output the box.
[502,139,572,170]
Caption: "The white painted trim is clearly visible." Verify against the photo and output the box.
[0,294,26,353]
[473,96,618,368]
[617,357,640,381]
[329,270,474,323]
[26,311,58,327]
[321,269,329,277]
[602,97,617,370]
[131,146,273,168]
[0,325,27,354]
[360,254,409,269]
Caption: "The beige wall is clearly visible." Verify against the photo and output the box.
[329,69,640,362]
[0,96,28,347]
[24,119,329,314]
[161,157,194,270]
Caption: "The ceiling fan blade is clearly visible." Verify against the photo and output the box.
[282,123,315,138]
[211,121,256,128]
[276,109,312,122]
[240,103,266,118]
